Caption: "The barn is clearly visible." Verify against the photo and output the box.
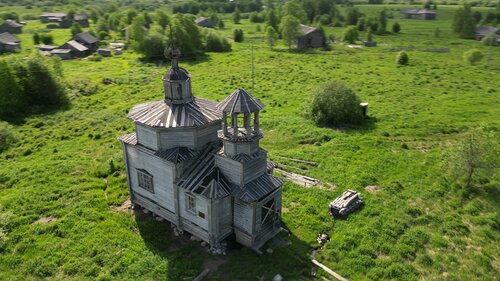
[296,24,325,49]
[119,46,283,251]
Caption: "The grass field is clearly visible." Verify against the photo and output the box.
[0,4,499,281]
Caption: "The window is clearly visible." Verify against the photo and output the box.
[186,194,196,213]
[137,169,154,193]
[198,211,205,219]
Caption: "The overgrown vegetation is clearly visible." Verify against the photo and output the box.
[0,121,15,152]
[0,2,499,281]
[304,81,363,127]
[0,52,67,118]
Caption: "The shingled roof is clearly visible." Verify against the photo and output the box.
[298,24,318,36]
[128,98,222,128]
[218,88,264,114]
[73,32,99,44]
[3,20,23,28]
[0,32,20,44]
[231,174,283,202]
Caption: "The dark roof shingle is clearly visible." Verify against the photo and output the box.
[218,88,264,114]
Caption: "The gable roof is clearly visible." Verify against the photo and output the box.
[41,12,67,18]
[0,32,20,44]
[401,8,435,14]
[73,14,89,21]
[195,17,211,24]
[218,88,264,114]
[178,145,232,199]
[476,25,500,36]
[65,40,88,52]
[2,20,23,28]
[298,24,318,36]
[154,147,198,163]
[231,173,283,202]
[74,32,99,44]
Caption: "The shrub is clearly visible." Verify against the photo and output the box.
[205,32,231,52]
[342,26,358,44]
[392,22,401,33]
[482,35,496,46]
[304,81,363,126]
[139,32,168,60]
[396,51,409,65]
[265,26,278,49]
[40,34,53,45]
[463,49,483,65]
[0,122,16,152]
[233,29,244,42]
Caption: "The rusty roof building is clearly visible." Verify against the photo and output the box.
[120,45,283,252]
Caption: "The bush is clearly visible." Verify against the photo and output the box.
[396,51,409,65]
[0,122,16,152]
[463,49,483,65]
[392,22,401,33]
[342,26,358,44]
[205,32,231,52]
[482,35,496,46]
[304,81,363,126]
[40,34,53,45]
[233,29,244,42]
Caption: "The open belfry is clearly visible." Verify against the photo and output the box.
[119,44,283,251]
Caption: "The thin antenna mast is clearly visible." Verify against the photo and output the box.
[251,44,255,94]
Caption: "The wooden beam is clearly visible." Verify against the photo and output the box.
[311,259,349,281]
[192,269,210,281]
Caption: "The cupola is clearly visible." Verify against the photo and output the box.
[162,46,193,104]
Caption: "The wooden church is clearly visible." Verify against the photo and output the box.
[119,45,283,251]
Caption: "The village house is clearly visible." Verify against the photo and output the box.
[73,14,90,28]
[59,40,90,57]
[119,46,283,251]
[0,19,23,34]
[195,17,215,28]
[50,49,72,60]
[40,12,67,23]
[400,8,436,20]
[475,26,500,45]
[296,24,325,49]
[72,32,99,52]
[0,32,20,52]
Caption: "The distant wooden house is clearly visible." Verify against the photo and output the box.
[475,26,500,44]
[50,49,72,60]
[400,8,436,20]
[73,14,89,28]
[0,20,23,34]
[119,46,283,252]
[60,40,90,57]
[97,48,112,57]
[0,32,20,52]
[73,32,99,52]
[195,17,215,28]
[296,24,325,49]
[40,12,67,23]
[36,45,58,52]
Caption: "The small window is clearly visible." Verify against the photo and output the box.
[198,211,205,219]
[186,194,196,213]
[137,169,154,193]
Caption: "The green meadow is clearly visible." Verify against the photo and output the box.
[0,4,499,281]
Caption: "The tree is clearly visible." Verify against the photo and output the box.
[218,19,225,29]
[233,8,241,24]
[233,29,244,42]
[266,26,278,49]
[452,4,476,38]
[346,7,360,25]
[424,1,432,9]
[279,15,300,48]
[482,35,496,46]
[0,121,16,152]
[266,9,278,30]
[33,33,40,45]
[356,17,366,31]
[342,26,358,44]
[125,9,138,25]
[156,10,169,29]
[463,49,483,65]
[304,81,363,126]
[40,34,53,45]
[396,51,409,65]
[205,32,231,52]
[139,32,168,60]
[70,22,82,37]
[366,30,373,42]
[96,18,109,34]
[392,22,401,33]
[377,9,387,34]
[281,1,308,23]
[170,14,203,58]
[0,59,24,117]
[444,127,498,189]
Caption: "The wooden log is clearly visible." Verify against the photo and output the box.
[192,269,210,281]
[311,259,349,281]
